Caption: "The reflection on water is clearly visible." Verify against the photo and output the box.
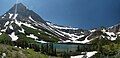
[41,43,95,53]
[54,44,78,52]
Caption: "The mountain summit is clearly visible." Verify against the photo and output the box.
[10,3,27,13]
[1,3,46,24]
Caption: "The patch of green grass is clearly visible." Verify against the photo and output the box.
[0,33,12,45]
[25,49,48,58]
[22,25,59,42]
[0,44,48,58]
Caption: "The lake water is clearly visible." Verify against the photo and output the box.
[54,44,78,52]
[41,43,93,53]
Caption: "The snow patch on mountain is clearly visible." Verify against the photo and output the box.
[117,32,120,34]
[71,55,84,58]
[60,33,93,43]
[4,14,6,16]
[15,20,37,29]
[58,40,71,43]
[1,27,8,32]
[101,29,106,32]
[86,51,97,58]
[8,13,13,19]
[4,21,9,27]
[89,29,96,32]
[45,32,52,36]
[59,30,85,41]
[2,17,4,19]
[74,39,91,43]
[105,32,117,41]
[71,51,97,58]
[117,32,120,36]
[1,14,6,19]
[10,21,14,24]
[36,40,47,43]
[54,30,64,37]
[0,33,2,35]
[38,33,41,35]
[29,16,36,22]
[47,22,78,30]
[60,38,91,43]
[18,28,25,33]
[101,29,117,41]
[14,20,21,26]
[9,25,14,30]
[26,34,38,40]
[9,32,18,41]
[101,35,105,38]
[78,34,93,43]
[13,14,18,19]
[23,22,37,29]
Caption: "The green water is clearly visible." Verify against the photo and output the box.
[40,43,80,52]
[54,44,78,52]
[40,43,94,53]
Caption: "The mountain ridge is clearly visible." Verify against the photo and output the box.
[0,3,119,44]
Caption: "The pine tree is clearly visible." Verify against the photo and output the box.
[77,45,80,51]
[53,48,57,56]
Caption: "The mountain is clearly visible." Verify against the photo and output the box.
[0,3,120,45]
[1,3,120,58]
[0,3,90,43]
[0,3,61,43]
[108,23,120,32]
[47,21,120,43]
[47,20,120,43]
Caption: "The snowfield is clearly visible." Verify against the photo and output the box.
[26,34,38,40]
[0,33,2,35]
[47,21,95,43]
[4,21,9,27]
[1,27,8,32]
[105,32,117,41]
[71,51,97,58]
[60,37,92,44]
[13,14,18,19]
[47,22,78,30]
[15,19,37,29]
[18,28,25,33]
[36,40,47,43]
[29,16,36,22]
[101,29,117,41]
[89,29,96,32]
[2,17,4,19]
[9,32,18,41]
[9,13,13,19]
[117,32,120,34]
[71,55,84,58]
[58,30,93,43]
[86,51,97,57]
[9,25,14,30]
[59,30,85,41]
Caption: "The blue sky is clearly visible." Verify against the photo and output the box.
[0,0,120,29]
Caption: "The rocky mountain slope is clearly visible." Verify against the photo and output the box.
[0,3,120,44]
[0,3,61,43]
